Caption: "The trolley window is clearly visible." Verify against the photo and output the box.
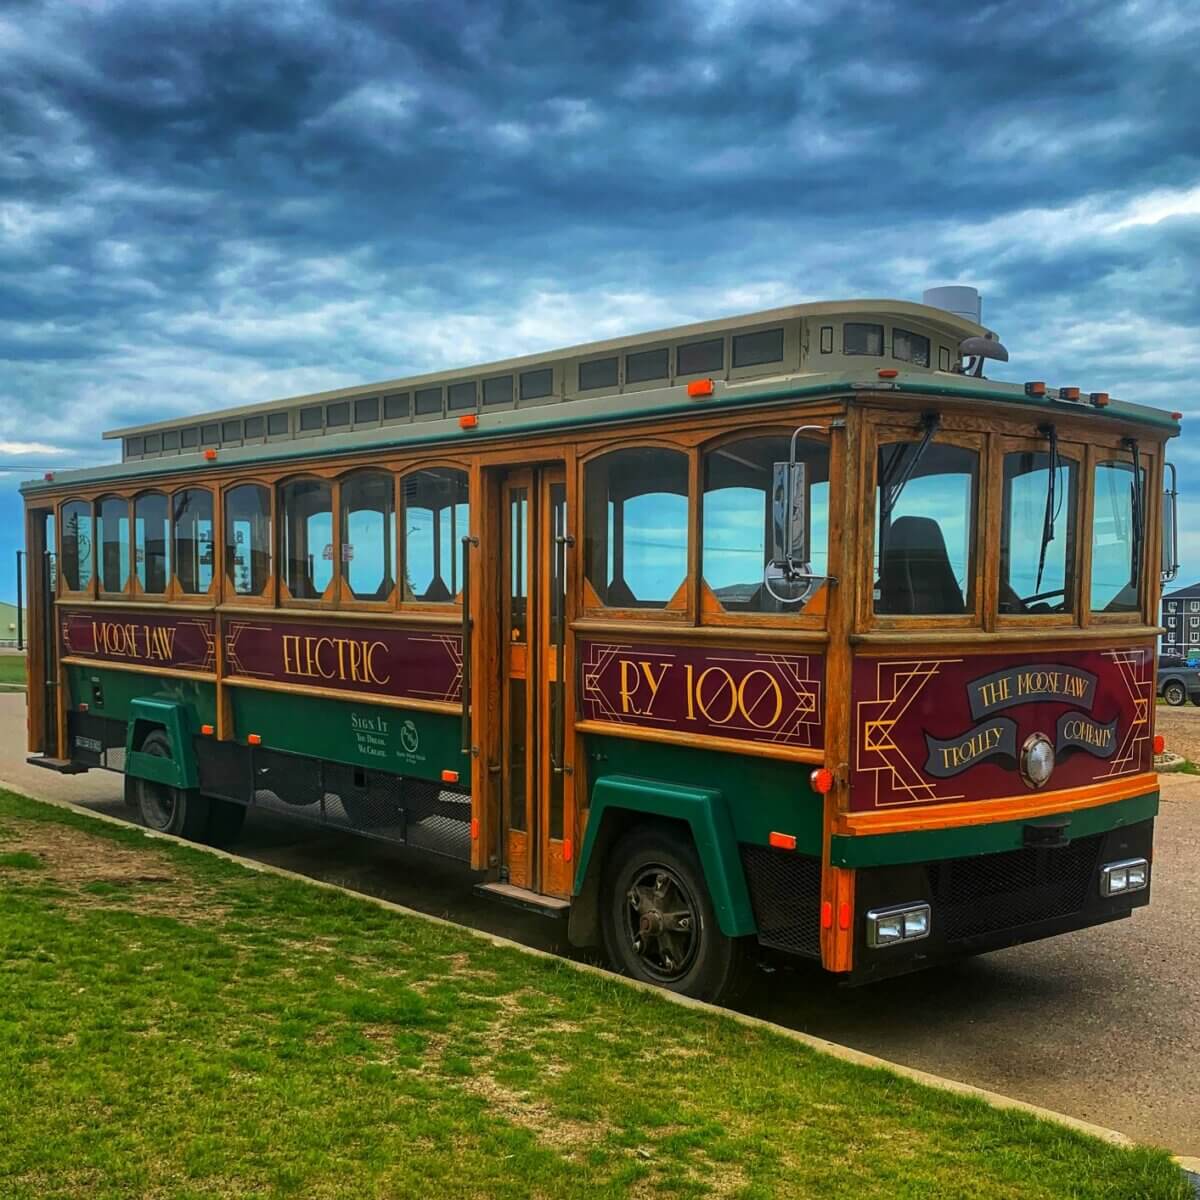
[1091,458,1145,614]
[584,447,689,609]
[1000,451,1077,615]
[97,495,130,594]
[279,479,333,600]
[134,492,170,595]
[342,472,396,601]
[702,435,829,614]
[875,441,978,615]
[60,500,94,592]
[401,468,468,603]
[225,484,271,597]
[173,489,214,595]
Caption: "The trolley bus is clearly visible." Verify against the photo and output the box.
[21,295,1180,1000]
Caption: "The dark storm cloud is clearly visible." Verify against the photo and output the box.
[0,0,1198,590]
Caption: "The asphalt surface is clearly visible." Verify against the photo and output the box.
[1,692,1197,1155]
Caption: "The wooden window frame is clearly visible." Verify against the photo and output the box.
[337,467,398,611]
[991,434,1086,631]
[1084,443,1157,627]
[397,460,470,613]
[168,485,219,605]
[221,479,276,607]
[697,424,834,632]
[577,438,695,626]
[276,473,338,609]
[131,489,172,600]
[860,421,986,632]
[57,496,97,601]
[95,493,132,599]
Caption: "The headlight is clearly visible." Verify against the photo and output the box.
[1100,858,1149,897]
[1020,732,1055,789]
[866,903,931,948]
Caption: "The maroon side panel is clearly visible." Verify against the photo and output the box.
[850,646,1154,811]
[224,619,463,704]
[61,609,216,673]
[578,639,825,750]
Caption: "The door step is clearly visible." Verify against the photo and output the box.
[474,882,570,919]
[26,755,89,775]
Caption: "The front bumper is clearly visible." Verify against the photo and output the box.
[849,817,1154,984]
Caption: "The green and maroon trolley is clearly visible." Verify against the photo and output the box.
[21,296,1179,1000]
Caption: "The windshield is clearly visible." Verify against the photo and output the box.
[1000,451,1077,614]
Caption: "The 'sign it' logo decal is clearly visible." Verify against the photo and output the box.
[400,720,420,755]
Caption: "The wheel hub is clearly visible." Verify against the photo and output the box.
[625,864,699,982]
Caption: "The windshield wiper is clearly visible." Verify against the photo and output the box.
[1123,436,1142,588]
[1035,424,1058,594]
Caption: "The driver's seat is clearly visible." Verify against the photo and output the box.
[879,516,965,615]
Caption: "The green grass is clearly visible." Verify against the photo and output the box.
[0,654,25,690]
[0,791,1188,1200]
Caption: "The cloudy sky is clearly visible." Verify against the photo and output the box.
[1,0,1197,608]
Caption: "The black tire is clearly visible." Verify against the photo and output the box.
[202,798,247,849]
[1163,680,1187,706]
[600,824,750,1005]
[134,730,210,840]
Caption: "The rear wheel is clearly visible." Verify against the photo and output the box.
[600,825,749,1005]
[1163,680,1187,706]
[134,730,210,840]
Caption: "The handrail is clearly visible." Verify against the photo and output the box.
[460,534,479,757]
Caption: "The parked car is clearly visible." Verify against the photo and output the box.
[1158,655,1200,706]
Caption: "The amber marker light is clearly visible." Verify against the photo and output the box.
[247,733,262,746]
[441,768,460,784]
[820,901,833,929]
[470,817,480,840]
[43,472,54,482]
[838,902,851,930]
[1060,386,1080,401]
[877,368,899,379]
[810,766,834,795]
[687,378,714,398]
[458,413,478,430]
[1154,735,1165,755]
[768,831,797,851]
[78,702,88,712]
[1171,411,1183,420]
[563,838,573,863]
[1025,381,1047,397]
[204,448,218,461]
[1091,392,1110,408]
[200,724,214,736]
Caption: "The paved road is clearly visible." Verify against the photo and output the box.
[1,692,1197,1155]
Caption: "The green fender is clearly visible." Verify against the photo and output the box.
[123,699,199,791]
[572,774,756,938]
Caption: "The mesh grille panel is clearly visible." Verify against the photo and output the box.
[740,844,822,957]
[928,834,1103,941]
[196,738,250,802]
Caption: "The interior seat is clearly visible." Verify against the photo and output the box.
[879,515,965,614]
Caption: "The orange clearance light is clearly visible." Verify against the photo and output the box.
[200,724,214,736]
[43,471,54,482]
[470,817,480,840]
[687,378,715,398]
[820,900,833,929]
[458,413,478,430]
[1171,411,1183,420]
[247,733,262,746]
[1090,392,1110,408]
[810,766,834,795]
[204,448,218,461]
[769,831,797,851]
[441,768,460,784]
[1154,734,1165,755]
[1060,386,1080,401]
[877,368,899,379]
[838,902,851,930]
[563,838,573,863]
[78,702,89,712]
[1025,381,1047,397]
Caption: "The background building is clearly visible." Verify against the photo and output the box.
[1161,583,1200,658]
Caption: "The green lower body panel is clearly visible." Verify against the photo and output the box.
[830,791,1159,868]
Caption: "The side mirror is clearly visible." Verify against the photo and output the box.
[771,460,807,569]
[1162,462,1179,584]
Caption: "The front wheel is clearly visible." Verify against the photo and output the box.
[600,825,750,1004]
[134,731,210,840]
[1163,681,1187,706]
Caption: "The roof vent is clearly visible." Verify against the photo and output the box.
[923,285,982,325]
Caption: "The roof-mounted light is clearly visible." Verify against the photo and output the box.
[687,378,714,398]
[1025,381,1047,397]
[1059,386,1080,401]
[1091,392,1110,408]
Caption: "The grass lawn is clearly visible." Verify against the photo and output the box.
[0,791,1189,1200]
[0,654,25,690]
